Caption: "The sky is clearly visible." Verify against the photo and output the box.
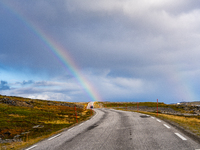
[1,0,200,103]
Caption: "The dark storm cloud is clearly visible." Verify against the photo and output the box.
[0,1,66,77]
[1,0,200,102]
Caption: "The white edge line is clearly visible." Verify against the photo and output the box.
[151,117,155,119]
[68,127,74,132]
[163,124,170,129]
[157,119,161,122]
[48,134,61,141]
[175,133,187,140]
[79,123,84,126]
[25,145,37,150]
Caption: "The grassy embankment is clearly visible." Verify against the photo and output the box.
[0,95,93,150]
[97,102,200,137]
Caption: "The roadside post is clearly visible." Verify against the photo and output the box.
[90,108,93,116]
[157,99,158,116]
[75,106,78,123]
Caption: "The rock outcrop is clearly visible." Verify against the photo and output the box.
[0,98,32,107]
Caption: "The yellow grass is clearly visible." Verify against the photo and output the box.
[158,113,200,135]
[41,120,71,124]
[94,102,102,108]
[59,115,69,117]
[82,110,89,115]
[134,110,200,136]
[0,95,93,150]
[8,114,25,118]
[1,129,64,150]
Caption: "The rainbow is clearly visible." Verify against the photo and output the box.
[1,1,102,102]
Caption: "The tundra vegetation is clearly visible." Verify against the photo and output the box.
[0,95,93,150]
[97,101,200,137]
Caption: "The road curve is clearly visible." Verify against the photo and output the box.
[25,109,200,150]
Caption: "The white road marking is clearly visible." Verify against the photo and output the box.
[48,134,61,141]
[25,145,37,150]
[163,124,170,129]
[79,123,84,126]
[68,127,74,131]
[157,119,161,122]
[151,117,154,119]
[175,133,187,140]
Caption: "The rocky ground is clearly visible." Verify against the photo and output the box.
[0,95,87,145]
[0,96,83,108]
[126,105,200,116]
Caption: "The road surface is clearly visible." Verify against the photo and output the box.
[25,108,200,150]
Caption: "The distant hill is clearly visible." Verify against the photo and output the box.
[189,101,200,105]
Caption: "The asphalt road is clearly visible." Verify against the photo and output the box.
[25,108,200,150]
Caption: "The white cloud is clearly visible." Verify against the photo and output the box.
[28,94,50,100]
[27,92,72,101]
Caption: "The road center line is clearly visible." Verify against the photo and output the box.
[25,145,37,150]
[163,124,170,128]
[157,119,161,122]
[175,133,187,140]
[48,134,61,141]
